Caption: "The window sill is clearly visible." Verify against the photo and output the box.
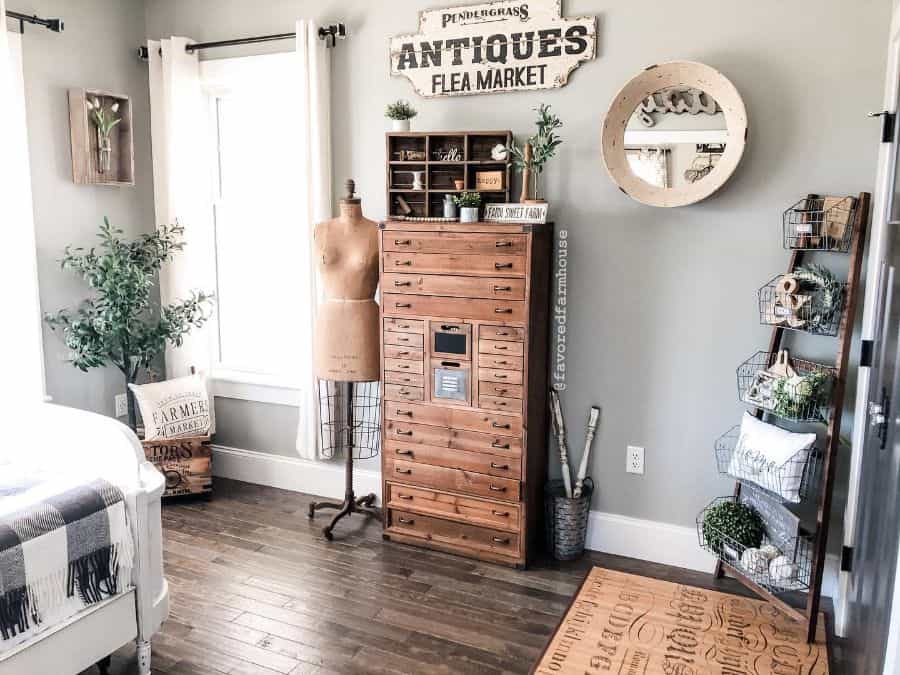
[210,369,301,407]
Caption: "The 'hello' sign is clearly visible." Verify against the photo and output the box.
[390,0,597,98]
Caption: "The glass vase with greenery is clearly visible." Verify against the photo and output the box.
[45,218,215,431]
[507,104,563,202]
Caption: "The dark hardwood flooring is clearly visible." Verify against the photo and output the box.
[88,478,843,675]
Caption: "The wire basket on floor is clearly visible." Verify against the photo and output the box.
[783,196,855,252]
[737,351,835,423]
[714,426,821,503]
[758,273,847,337]
[317,380,381,460]
[697,497,812,593]
[545,478,593,561]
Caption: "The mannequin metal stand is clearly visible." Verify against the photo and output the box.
[308,381,378,539]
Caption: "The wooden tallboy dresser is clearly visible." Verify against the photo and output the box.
[379,220,553,567]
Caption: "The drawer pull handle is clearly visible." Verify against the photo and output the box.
[495,241,513,248]
[490,462,510,470]
[397,351,410,356]
[394,280,412,287]
[395,239,411,245]
[398,336,410,342]
[398,494,414,500]
[496,361,509,366]
[496,388,508,394]
[494,345,509,350]
[395,302,412,308]
[398,364,410,369]
[489,484,506,492]
[491,509,510,517]
[397,430,413,436]
[494,374,508,379]
[398,517,415,524]
[496,331,510,336]
[395,449,413,456]
[494,262,513,270]
[491,441,510,449]
[492,536,510,544]
[395,409,413,416]
[396,468,412,475]
[493,285,512,292]
[399,389,410,395]
[492,422,511,429]
[395,260,412,266]
[494,308,513,314]
[440,324,461,331]
[398,323,411,329]
[441,361,461,368]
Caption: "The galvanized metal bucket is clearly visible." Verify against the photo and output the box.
[545,478,593,561]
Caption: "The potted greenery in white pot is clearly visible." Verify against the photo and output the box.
[454,191,481,223]
[385,100,418,131]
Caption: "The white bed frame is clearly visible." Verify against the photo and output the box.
[0,405,169,675]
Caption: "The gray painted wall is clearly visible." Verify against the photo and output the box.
[33,0,884,533]
[13,0,156,416]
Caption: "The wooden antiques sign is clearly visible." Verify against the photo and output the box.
[143,436,212,499]
[534,567,829,674]
[484,202,548,223]
[390,0,597,98]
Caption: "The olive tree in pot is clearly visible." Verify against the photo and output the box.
[45,218,215,431]
[454,191,482,223]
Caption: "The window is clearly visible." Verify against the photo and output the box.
[202,53,306,402]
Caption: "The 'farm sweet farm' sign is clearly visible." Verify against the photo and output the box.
[390,0,597,98]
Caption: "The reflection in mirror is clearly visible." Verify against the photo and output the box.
[624,87,726,190]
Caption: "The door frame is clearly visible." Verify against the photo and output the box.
[836,2,900,639]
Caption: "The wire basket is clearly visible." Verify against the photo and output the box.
[545,478,593,561]
[758,273,847,337]
[317,380,381,460]
[783,196,855,252]
[737,351,835,423]
[697,497,813,593]
[715,426,821,503]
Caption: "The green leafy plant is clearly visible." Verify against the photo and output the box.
[385,100,418,120]
[506,104,563,177]
[45,219,215,430]
[86,96,121,138]
[702,500,765,555]
[453,191,482,208]
[793,264,843,330]
[771,370,831,420]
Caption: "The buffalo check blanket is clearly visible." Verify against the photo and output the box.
[0,470,134,642]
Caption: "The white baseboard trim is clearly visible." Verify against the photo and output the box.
[211,444,382,503]
[210,445,838,598]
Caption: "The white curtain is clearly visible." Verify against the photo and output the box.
[147,37,216,379]
[294,19,333,460]
[1,4,46,405]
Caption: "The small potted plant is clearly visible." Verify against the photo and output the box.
[385,99,418,132]
[454,191,481,223]
[507,103,563,203]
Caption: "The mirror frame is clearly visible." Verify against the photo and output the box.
[601,61,748,207]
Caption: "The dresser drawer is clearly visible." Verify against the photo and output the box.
[386,509,520,559]
[478,354,523,371]
[385,402,521,437]
[384,317,425,334]
[385,384,424,402]
[386,458,520,502]
[385,483,521,531]
[385,371,425,388]
[479,395,522,415]
[479,339,524,356]
[385,441,521,479]
[480,325,526,342]
[384,331,424,348]
[384,345,423,361]
[383,273,526,300]
[384,357,424,375]
[383,293,526,323]
[480,368,524,385]
[479,382,523,399]
[384,232,527,256]
[383,421,522,458]
[384,252,526,277]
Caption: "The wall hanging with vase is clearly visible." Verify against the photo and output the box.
[68,88,135,185]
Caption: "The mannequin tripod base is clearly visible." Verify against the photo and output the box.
[308,491,378,540]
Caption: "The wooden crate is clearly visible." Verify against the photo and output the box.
[68,88,135,186]
[142,436,212,499]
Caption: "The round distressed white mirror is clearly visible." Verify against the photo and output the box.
[601,61,748,207]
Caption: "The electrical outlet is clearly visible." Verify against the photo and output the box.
[115,393,128,418]
[626,445,644,475]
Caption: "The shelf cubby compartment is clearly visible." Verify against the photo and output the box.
[389,192,427,219]
[389,165,426,191]
[467,132,510,162]
[388,134,427,162]
[737,351,836,423]
[428,165,464,191]
[429,135,465,161]
[714,426,821,504]
[697,496,813,593]
[758,273,847,337]
[783,196,856,252]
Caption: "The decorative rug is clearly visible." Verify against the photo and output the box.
[532,567,828,674]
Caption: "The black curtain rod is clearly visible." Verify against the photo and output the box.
[137,23,345,60]
[5,10,64,33]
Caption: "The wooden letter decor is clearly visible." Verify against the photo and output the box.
[390,0,597,98]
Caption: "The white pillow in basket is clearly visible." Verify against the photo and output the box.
[129,373,214,441]
[727,413,816,503]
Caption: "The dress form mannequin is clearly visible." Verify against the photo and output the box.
[308,180,380,539]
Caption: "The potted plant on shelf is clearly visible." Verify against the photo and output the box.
[385,99,418,132]
[454,191,481,223]
[507,103,563,204]
[45,218,215,431]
